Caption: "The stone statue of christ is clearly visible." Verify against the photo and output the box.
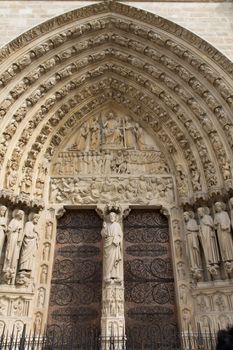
[101,211,123,282]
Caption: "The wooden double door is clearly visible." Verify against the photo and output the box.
[47,209,178,348]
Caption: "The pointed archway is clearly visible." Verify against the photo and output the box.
[0,0,231,338]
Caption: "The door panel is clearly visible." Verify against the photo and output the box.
[47,209,102,343]
[124,209,178,348]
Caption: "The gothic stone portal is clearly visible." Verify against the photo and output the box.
[47,210,102,342]
[124,209,178,348]
[48,208,178,347]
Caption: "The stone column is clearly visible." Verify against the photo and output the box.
[100,206,125,350]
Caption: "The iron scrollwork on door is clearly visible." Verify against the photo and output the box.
[124,209,179,348]
[47,210,102,339]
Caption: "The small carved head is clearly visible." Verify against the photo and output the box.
[14,209,24,221]
[197,207,205,218]
[32,213,40,224]
[183,211,190,222]
[0,205,7,217]
[215,202,224,212]
[109,212,117,223]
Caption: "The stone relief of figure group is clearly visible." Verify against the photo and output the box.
[50,176,174,205]
[0,206,39,286]
[72,112,146,151]
[184,200,233,280]
[52,149,169,177]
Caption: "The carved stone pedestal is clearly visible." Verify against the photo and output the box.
[101,280,125,350]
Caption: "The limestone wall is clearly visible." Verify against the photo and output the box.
[0,1,233,61]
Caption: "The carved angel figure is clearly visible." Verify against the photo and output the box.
[133,123,145,150]
[101,212,123,282]
[75,121,89,151]
[3,209,24,283]
[124,117,135,148]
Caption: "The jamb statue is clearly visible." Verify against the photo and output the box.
[3,209,24,284]
[198,206,220,276]
[0,206,7,258]
[183,211,202,280]
[18,213,39,275]
[214,202,233,262]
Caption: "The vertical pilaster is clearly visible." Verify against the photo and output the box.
[99,204,126,349]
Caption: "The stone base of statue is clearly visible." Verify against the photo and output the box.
[101,279,126,350]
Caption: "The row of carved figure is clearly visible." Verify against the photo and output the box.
[184,200,233,280]
[52,149,168,177]
[73,114,145,151]
[0,206,39,285]
[50,176,174,205]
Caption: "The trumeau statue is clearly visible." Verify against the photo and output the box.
[18,213,39,274]
[214,202,233,262]
[183,211,201,274]
[0,205,7,258]
[100,205,125,345]
[3,209,24,284]
[198,207,220,267]
[101,211,123,282]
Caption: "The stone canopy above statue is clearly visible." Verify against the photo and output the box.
[51,109,170,177]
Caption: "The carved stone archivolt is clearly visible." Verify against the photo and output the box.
[0,0,232,337]
[0,3,231,202]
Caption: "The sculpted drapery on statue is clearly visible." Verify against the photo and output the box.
[197,207,220,269]
[0,206,7,258]
[101,211,123,282]
[100,205,125,347]
[230,197,233,230]
[214,202,233,262]
[75,121,89,151]
[3,209,24,284]
[19,213,39,273]
[103,113,123,146]
[183,211,201,275]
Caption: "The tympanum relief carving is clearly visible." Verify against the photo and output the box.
[50,110,173,207]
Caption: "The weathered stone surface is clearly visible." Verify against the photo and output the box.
[0,1,232,337]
